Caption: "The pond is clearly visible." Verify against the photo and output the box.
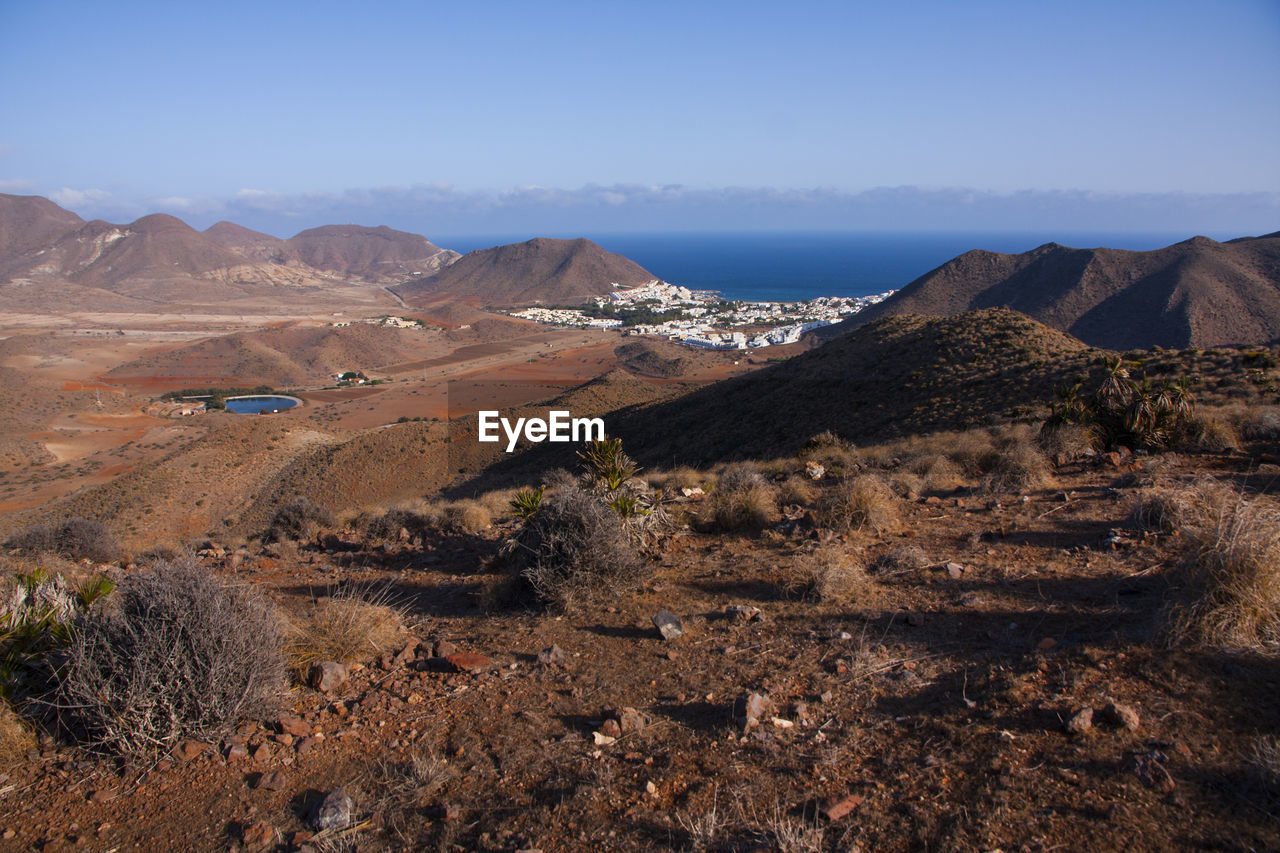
[224,395,302,414]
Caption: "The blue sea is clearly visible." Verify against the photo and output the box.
[435,231,1205,302]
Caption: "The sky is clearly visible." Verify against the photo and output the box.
[1,0,1277,237]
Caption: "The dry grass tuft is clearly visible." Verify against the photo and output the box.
[820,474,899,533]
[702,464,777,532]
[288,586,406,672]
[980,438,1052,495]
[441,500,491,534]
[1163,484,1280,649]
[873,545,931,575]
[782,547,877,603]
[888,471,923,500]
[1038,422,1097,459]
[907,453,965,493]
[1186,412,1240,452]
[776,475,816,506]
[0,700,36,767]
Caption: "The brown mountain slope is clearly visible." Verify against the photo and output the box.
[0,193,85,260]
[393,237,655,306]
[286,224,458,279]
[833,233,1280,349]
[204,220,297,263]
[104,323,451,387]
[608,309,1100,465]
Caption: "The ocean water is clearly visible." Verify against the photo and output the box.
[435,231,1199,302]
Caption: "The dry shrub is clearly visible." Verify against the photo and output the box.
[702,464,777,532]
[888,471,923,501]
[476,488,518,521]
[783,547,876,603]
[1251,736,1280,794]
[288,586,405,672]
[442,500,491,534]
[1186,412,1240,452]
[821,474,899,533]
[651,465,705,492]
[800,432,861,474]
[1232,405,1280,441]
[364,506,439,544]
[945,429,998,476]
[494,482,644,611]
[872,545,931,575]
[1163,487,1280,649]
[980,439,1051,495]
[0,701,36,767]
[1130,487,1199,534]
[53,557,284,756]
[371,748,454,836]
[777,475,816,506]
[267,497,336,542]
[1038,422,1097,459]
[907,453,964,493]
[6,517,120,564]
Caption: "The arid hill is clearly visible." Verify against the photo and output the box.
[393,237,655,306]
[285,224,458,279]
[832,233,1280,349]
[104,323,451,387]
[610,309,1100,464]
[0,194,459,309]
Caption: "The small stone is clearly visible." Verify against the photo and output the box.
[277,715,310,738]
[821,794,865,821]
[645,780,658,796]
[308,661,349,693]
[771,717,794,729]
[599,719,621,739]
[311,788,353,831]
[250,742,273,762]
[1065,707,1094,736]
[225,744,248,762]
[618,708,646,735]
[1101,702,1140,732]
[733,692,771,730]
[241,820,275,849]
[296,737,319,756]
[272,733,294,747]
[256,770,288,791]
[592,731,616,746]
[393,637,420,666]
[445,652,493,673]
[537,644,565,667]
[652,610,684,641]
[434,640,458,658]
[174,739,209,762]
[724,605,762,622]
[945,562,964,579]
[88,788,118,804]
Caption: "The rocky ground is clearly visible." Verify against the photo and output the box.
[2,441,1277,852]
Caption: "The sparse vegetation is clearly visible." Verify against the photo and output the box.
[820,474,899,533]
[267,497,336,542]
[287,585,406,673]
[1046,356,1196,450]
[6,517,121,564]
[52,557,284,756]
[702,464,777,532]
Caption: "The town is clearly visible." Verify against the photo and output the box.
[508,280,895,349]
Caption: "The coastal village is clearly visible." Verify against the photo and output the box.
[508,280,895,349]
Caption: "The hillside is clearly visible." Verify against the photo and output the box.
[284,224,458,279]
[833,233,1280,349]
[393,237,655,306]
[0,193,85,259]
[610,309,1099,464]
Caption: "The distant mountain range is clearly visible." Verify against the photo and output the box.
[392,237,656,307]
[834,233,1280,349]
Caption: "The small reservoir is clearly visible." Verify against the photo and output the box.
[224,395,302,414]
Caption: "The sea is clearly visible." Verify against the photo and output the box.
[434,231,1206,302]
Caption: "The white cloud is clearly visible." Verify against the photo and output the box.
[49,187,112,208]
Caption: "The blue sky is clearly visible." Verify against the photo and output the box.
[1,0,1277,236]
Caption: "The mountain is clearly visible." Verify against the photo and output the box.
[608,309,1098,464]
[833,233,1280,349]
[0,193,460,307]
[284,224,458,279]
[393,237,655,306]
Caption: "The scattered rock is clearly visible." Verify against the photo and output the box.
[1132,754,1176,792]
[723,605,763,622]
[277,716,310,738]
[599,719,622,739]
[255,770,288,791]
[770,717,793,729]
[393,637,420,667]
[652,610,685,641]
[445,652,493,673]
[250,743,273,762]
[1064,707,1094,736]
[88,788,118,804]
[537,644,566,667]
[1101,702,1140,732]
[174,739,209,763]
[805,461,826,480]
[733,692,771,730]
[618,708,647,735]
[225,744,248,763]
[240,820,276,849]
[592,731,616,746]
[821,794,865,821]
[434,640,459,658]
[945,562,964,579]
[308,661,350,693]
[311,788,353,831]
[296,737,320,757]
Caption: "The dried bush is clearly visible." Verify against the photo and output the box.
[820,474,899,533]
[267,497,336,542]
[1186,412,1240,452]
[1130,487,1199,534]
[799,431,861,474]
[53,557,285,756]
[907,453,964,493]
[702,464,777,532]
[442,500,491,534]
[980,439,1051,495]
[364,506,439,544]
[649,465,704,492]
[946,430,999,476]
[1037,422,1097,459]
[1251,736,1280,795]
[0,700,36,766]
[776,475,816,506]
[872,545,931,575]
[495,482,644,611]
[783,547,875,603]
[6,517,120,564]
[888,471,923,501]
[1232,405,1280,441]
[1163,485,1280,649]
[287,585,405,673]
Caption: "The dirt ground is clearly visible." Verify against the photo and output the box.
[2,444,1277,852]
